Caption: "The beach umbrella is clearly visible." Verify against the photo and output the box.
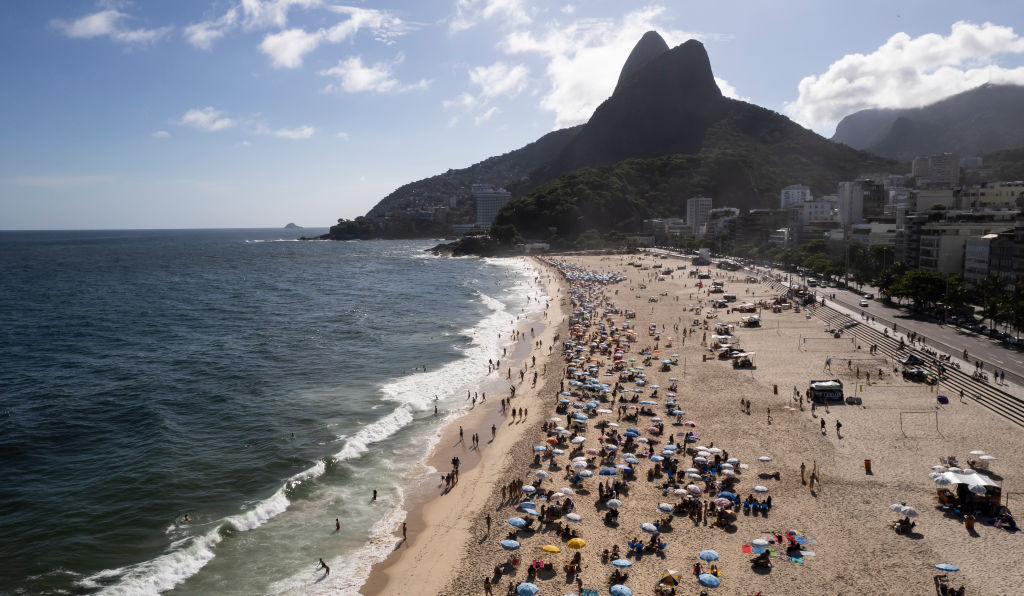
[935,564,959,572]
[640,400,657,405]
[599,468,618,476]
[552,448,566,455]
[751,538,769,547]
[947,467,962,473]
[560,487,575,495]
[523,508,539,516]
[757,456,772,463]
[578,470,593,478]
[533,446,548,452]
[641,522,659,533]
[536,470,549,479]
[694,456,708,464]
[597,408,613,414]
[699,549,720,562]
[713,497,732,508]
[980,455,997,461]
[663,444,677,451]
[722,469,735,476]
[551,492,566,500]
[572,461,588,470]
[572,436,586,444]
[697,451,712,457]
[687,473,702,481]
[673,488,687,496]
[567,537,586,549]
[669,377,678,381]
[651,417,662,422]
[519,502,536,509]
[604,445,618,452]
[969,484,988,494]
[931,465,947,471]
[708,447,722,454]
[717,491,736,500]
[609,585,632,596]
[928,472,942,480]
[517,582,540,596]
[501,539,521,550]
[753,485,769,493]
[521,485,536,494]
[586,448,600,455]
[934,476,953,486]
[902,506,919,518]
[672,410,685,415]
[697,445,709,451]
[660,569,682,585]
[624,430,640,438]
[612,558,632,568]
[687,484,702,495]
[637,437,649,443]
[684,467,699,474]
[566,513,582,522]
[651,455,665,462]
[698,573,720,588]
[658,502,675,513]
[720,463,734,470]
[889,503,905,513]
[615,464,632,471]
[684,421,697,427]
[547,437,559,445]
[606,498,622,509]
[726,458,739,464]
[509,517,527,527]
[624,456,639,465]
[969,450,986,456]
[542,544,561,553]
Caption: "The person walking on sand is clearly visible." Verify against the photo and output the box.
[402,522,407,540]
[820,419,826,433]
[800,462,806,484]
[485,514,492,533]
[316,558,330,575]
[823,356,832,372]
[835,420,842,437]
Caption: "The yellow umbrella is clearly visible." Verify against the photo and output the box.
[542,545,561,553]
[660,569,682,585]
[567,538,586,550]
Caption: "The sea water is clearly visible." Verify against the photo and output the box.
[0,229,544,595]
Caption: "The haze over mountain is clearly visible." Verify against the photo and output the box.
[354,31,894,238]
[831,84,1024,160]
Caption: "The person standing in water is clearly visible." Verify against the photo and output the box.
[317,558,330,575]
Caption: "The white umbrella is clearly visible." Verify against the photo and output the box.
[552,448,566,455]
[658,503,674,513]
[566,513,582,522]
[726,458,739,464]
[720,463,734,470]
[934,476,954,486]
[521,485,536,493]
[697,445,709,451]
[684,468,700,474]
[969,450,986,455]
[607,498,622,509]
[687,473,702,480]
[708,447,723,454]
[687,484,702,494]
[928,472,942,480]
[753,485,769,493]
[560,487,575,495]
[573,461,588,470]
[752,538,769,547]
[578,470,593,477]
[673,488,687,496]
[697,450,712,457]
[641,522,658,533]
[694,456,707,464]
[889,503,905,512]
[901,506,919,518]
[572,436,586,444]
[551,492,566,499]
[757,456,772,463]
[536,470,549,479]
[969,484,988,494]
[607,422,619,427]
[979,455,997,461]
[550,417,563,422]
[722,469,735,476]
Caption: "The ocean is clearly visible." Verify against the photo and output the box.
[0,229,544,595]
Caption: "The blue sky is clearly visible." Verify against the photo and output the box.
[2,0,1023,230]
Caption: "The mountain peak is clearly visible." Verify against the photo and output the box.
[614,31,670,95]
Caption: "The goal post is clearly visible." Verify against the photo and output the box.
[899,410,941,438]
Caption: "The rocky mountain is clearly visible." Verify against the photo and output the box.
[831,84,1024,159]
[613,30,670,95]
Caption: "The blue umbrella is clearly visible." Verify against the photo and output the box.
[612,558,632,568]
[651,455,664,462]
[717,491,736,500]
[509,517,526,527]
[698,573,720,587]
[624,430,640,438]
[517,582,540,596]
[533,445,548,452]
[935,563,959,572]
[672,410,685,415]
[560,398,571,403]
[573,413,588,420]
[624,456,639,464]
[587,400,600,409]
[572,403,584,409]
[699,549,720,561]
[523,508,539,516]
[599,468,618,476]
[615,464,632,471]
[519,502,536,509]
[609,585,632,596]
[627,427,640,434]
[501,539,520,550]
[663,445,677,451]
[640,400,657,405]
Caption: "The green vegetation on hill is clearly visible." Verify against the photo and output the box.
[494,101,897,240]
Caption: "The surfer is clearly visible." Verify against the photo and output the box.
[317,558,330,575]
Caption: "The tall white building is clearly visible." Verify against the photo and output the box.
[780,184,811,209]
[473,184,512,228]
[837,181,864,227]
[686,196,713,237]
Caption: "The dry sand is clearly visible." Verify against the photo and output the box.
[362,252,1022,596]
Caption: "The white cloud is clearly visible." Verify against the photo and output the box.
[52,9,171,44]
[502,5,705,128]
[319,56,428,93]
[152,130,170,138]
[258,6,410,68]
[179,107,235,131]
[442,92,478,111]
[475,106,500,125]
[259,124,316,139]
[450,0,531,33]
[785,21,1024,135]
[562,5,575,15]
[184,8,238,50]
[715,77,749,102]
[469,62,530,99]
[336,131,350,141]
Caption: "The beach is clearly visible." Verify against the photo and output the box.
[361,251,1023,596]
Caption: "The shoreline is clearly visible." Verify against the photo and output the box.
[359,256,568,595]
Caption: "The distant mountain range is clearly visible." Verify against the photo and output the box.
[831,84,1024,160]
[343,32,897,241]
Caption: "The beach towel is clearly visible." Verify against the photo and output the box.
[768,549,779,558]
[801,551,815,557]
[792,556,804,564]
[742,545,753,553]
[795,536,807,545]
[752,547,764,554]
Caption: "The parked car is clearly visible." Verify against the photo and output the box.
[898,355,925,366]
[859,299,869,307]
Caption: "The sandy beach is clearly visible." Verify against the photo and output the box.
[361,252,1022,596]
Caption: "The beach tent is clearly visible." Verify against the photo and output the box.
[934,471,999,488]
